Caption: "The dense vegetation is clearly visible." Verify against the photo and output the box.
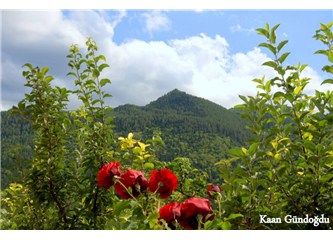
[1,22,332,230]
[1,89,250,189]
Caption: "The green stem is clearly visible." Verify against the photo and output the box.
[114,179,144,209]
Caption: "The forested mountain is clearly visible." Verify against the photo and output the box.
[115,89,247,143]
[1,112,34,189]
[1,89,250,189]
[113,89,250,178]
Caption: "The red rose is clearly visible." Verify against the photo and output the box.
[97,161,121,190]
[178,197,214,230]
[207,184,221,198]
[149,169,178,199]
[159,202,181,229]
[115,169,148,199]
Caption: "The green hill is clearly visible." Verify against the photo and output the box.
[114,89,249,143]
[1,89,250,188]
[112,89,250,180]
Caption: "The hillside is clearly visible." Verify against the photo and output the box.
[113,89,249,143]
[112,89,250,180]
[1,89,250,188]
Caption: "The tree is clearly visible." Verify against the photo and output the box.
[218,22,333,229]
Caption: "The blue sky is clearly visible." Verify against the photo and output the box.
[112,10,331,71]
[1,10,333,110]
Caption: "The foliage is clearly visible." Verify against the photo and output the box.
[218,22,333,229]
[1,22,333,230]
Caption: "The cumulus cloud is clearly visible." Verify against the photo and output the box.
[141,11,171,36]
[1,10,326,112]
[103,39,193,106]
[1,10,123,110]
[171,36,273,108]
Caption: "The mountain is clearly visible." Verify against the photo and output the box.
[1,89,250,188]
[112,89,250,180]
[113,89,249,144]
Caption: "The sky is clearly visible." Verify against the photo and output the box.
[1,10,333,111]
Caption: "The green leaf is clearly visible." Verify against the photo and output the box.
[252,78,263,84]
[278,52,290,64]
[100,78,111,87]
[239,95,248,104]
[265,79,272,92]
[41,67,49,74]
[285,93,294,102]
[322,66,333,74]
[273,91,285,100]
[277,40,288,52]
[321,79,333,85]
[328,51,333,63]
[226,213,244,220]
[91,99,102,105]
[95,55,106,62]
[92,69,100,78]
[303,140,316,152]
[258,43,276,54]
[270,24,280,44]
[277,165,287,175]
[44,76,54,84]
[314,49,328,56]
[248,142,260,156]
[221,221,232,230]
[320,174,333,184]
[103,93,112,98]
[229,148,244,157]
[144,162,154,170]
[300,64,308,72]
[67,72,77,78]
[23,63,33,70]
[113,200,131,216]
[98,63,110,72]
[263,60,278,69]
[256,28,269,38]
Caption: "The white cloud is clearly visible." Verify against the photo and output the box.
[141,11,171,36]
[301,66,330,94]
[1,10,125,110]
[1,10,325,112]
[170,35,273,108]
[230,24,255,34]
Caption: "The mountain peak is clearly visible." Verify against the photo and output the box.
[168,88,184,94]
[145,89,227,117]
[146,89,197,114]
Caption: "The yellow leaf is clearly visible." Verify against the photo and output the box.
[297,172,304,176]
[271,141,278,150]
[128,132,133,140]
[138,142,150,151]
[107,150,114,157]
[294,86,303,95]
[266,151,273,157]
[278,137,289,143]
[144,154,151,159]
[241,147,248,154]
[304,132,313,141]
